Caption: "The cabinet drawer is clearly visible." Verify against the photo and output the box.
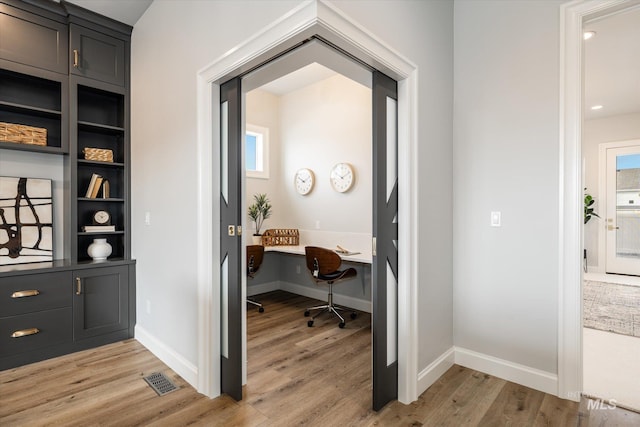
[0,307,72,358]
[0,4,68,74]
[0,272,71,316]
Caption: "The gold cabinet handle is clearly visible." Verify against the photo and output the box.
[607,225,620,231]
[11,328,40,338]
[11,290,40,298]
[76,277,82,295]
[73,49,79,68]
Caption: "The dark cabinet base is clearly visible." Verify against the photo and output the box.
[0,259,135,371]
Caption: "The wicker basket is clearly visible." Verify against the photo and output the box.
[83,147,114,163]
[262,229,300,246]
[0,122,47,146]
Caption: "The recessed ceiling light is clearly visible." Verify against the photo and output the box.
[583,31,596,40]
[591,105,603,110]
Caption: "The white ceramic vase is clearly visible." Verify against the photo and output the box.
[87,238,112,261]
[252,235,262,245]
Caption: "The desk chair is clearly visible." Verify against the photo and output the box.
[247,245,265,313]
[303,246,357,328]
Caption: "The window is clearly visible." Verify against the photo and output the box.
[245,124,269,179]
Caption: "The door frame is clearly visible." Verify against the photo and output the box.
[559,0,640,401]
[195,0,418,403]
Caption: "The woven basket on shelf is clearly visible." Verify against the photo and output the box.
[83,147,114,163]
[0,122,47,146]
[262,229,299,246]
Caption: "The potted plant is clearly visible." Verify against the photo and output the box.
[584,189,600,224]
[248,193,272,244]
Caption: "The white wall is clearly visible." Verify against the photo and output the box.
[454,0,564,377]
[247,75,372,234]
[245,89,282,232]
[0,151,65,258]
[582,112,640,271]
[132,0,454,390]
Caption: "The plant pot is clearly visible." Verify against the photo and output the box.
[252,235,262,245]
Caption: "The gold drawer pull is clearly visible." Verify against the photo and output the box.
[11,328,40,338]
[73,49,79,68]
[11,290,40,298]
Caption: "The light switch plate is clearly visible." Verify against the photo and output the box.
[491,211,501,227]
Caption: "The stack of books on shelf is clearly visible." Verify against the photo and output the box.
[85,173,110,199]
[82,225,116,233]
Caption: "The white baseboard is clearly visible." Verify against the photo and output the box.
[247,281,279,296]
[454,346,558,395]
[279,280,372,313]
[135,325,198,388]
[418,347,455,396]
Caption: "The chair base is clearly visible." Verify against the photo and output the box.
[247,299,264,313]
[304,283,356,328]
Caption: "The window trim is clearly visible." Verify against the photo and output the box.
[245,124,269,179]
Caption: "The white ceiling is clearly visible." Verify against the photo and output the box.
[584,7,640,120]
[62,0,153,27]
[258,63,338,96]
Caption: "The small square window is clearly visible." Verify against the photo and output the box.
[246,124,269,179]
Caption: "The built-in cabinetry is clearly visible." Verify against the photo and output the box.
[0,261,135,370]
[0,0,134,370]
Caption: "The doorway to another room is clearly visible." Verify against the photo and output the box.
[581,6,640,412]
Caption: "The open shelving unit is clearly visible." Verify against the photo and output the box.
[71,82,129,262]
[0,67,68,154]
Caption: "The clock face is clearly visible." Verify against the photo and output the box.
[294,168,315,195]
[330,162,355,193]
[93,210,110,225]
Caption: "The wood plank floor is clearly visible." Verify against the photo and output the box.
[2,290,639,426]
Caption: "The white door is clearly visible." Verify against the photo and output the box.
[605,144,640,275]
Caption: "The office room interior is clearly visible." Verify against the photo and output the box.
[2,0,640,424]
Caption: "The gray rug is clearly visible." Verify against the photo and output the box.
[583,280,640,338]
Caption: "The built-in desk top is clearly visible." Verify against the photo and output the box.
[264,245,372,264]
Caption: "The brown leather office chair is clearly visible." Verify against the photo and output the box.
[303,246,357,328]
[247,245,265,313]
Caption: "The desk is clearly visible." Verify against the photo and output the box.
[264,245,372,264]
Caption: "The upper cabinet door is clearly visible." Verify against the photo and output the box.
[0,4,68,74]
[69,24,125,86]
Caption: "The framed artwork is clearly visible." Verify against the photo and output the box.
[0,176,53,265]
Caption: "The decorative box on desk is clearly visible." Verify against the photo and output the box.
[262,229,299,246]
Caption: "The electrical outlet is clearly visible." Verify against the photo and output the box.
[145,212,151,226]
[296,265,301,274]
[315,220,320,229]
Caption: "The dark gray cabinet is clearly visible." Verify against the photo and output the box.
[0,0,134,371]
[73,265,128,340]
[0,2,68,74]
[69,23,125,87]
[0,261,135,370]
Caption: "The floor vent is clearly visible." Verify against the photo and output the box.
[144,372,178,396]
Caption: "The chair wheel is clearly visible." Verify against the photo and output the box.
[304,310,310,317]
[307,320,314,327]
[258,307,264,313]
[339,322,345,329]
[350,312,357,320]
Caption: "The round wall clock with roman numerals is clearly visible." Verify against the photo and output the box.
[330,162,355,193]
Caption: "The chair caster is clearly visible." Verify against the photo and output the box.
[339,322,346,329]
[258,307,264,313]
[307,320,314,327]
[350,312,357,320]
[304,310,310,317]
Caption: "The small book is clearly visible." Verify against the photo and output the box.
[82,225,116,232]
[102,179,110,199]
[85,173,101,198]
[90,176,103,199]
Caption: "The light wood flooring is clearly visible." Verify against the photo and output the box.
[2,290,640,426]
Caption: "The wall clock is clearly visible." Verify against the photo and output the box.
[294,168,315,195]
[330,162,355,193]
[93,210,111,225]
